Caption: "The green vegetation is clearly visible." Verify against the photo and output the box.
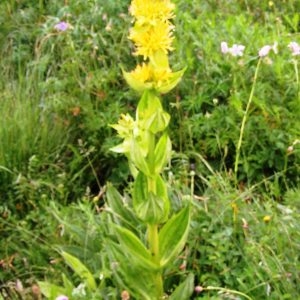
[0,0,299,299]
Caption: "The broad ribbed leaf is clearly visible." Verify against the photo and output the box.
[132,171,148,220]
[169,273,195,300]
[131,138,150,176]
[122,68,152,93]
[62,273,74,295]
[157,67,186,94]
[61,251,96,290]
[133,173,170,224]
[147,109,170,134]
[114,225,159,271]
[137,90,162,123]
[154,133,172,174]
[159,205,190,267]
[149,49,170,69]
[106,182,138,227]
[155,174,170,223]
[38,281,66,299]
[108,242,155,300]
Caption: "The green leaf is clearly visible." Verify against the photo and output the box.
[110,141,129,153]
[132,171,148,221]
[157,67,187,94]
[122,67,152,93]
[133,172,168,224]
[147,191,168,224]
[133,172,170,224]
[128,159,139,178]
[155,174,170,222]
[137,90,162,123]
[130,137,151,176]
[38,281,67,299]
[154,133,172,174]
[159,205,190,267]
[61,251,96,291]
[149,49,170,69]
[169,273,195,300]
[147,109,170,134]
[137,91,169,133]
[113,225,159,271]
[62,273,74,295]
[108,242,155,300]
[106,182,138,229]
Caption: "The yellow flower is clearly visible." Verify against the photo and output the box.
[129,21,174,59]
[129,0,175,25]
[130,63,171,85]
[263,215,271,223]
[130,63,153,84]
[110,113,150,162]
[110,113,135,138]
[152,67,173,86]
[123,62,185,94]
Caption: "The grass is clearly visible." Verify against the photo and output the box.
[0,0,299,299]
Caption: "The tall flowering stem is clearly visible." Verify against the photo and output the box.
[234,58,261,180]
[107,0,193,299]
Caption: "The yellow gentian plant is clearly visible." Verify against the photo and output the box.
[106,0,193,299]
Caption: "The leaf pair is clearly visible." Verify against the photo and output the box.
[107,242,156,300]
[137,90,170,134]
[133,172,170,224]
[110,199,190,269]
[108,202,191,298]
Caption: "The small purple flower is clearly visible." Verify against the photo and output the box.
[55,296,69,300]
[258,42,278,57]
[229,44,245,57]
[288,41,300,56]
[54,21,69,32]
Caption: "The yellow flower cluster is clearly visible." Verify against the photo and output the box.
[129,0,175,26]
[129,0,175,59]
[130,63,172,88]
[110,113,135,139]
[123,0,182,93]
[129,21,174,59]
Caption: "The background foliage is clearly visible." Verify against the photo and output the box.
[0,0,299,299]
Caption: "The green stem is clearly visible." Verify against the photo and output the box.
[148,131,156,175]
[234,58,261,181]
[148,224,164,299]
[293,59,299,100]
[147,131,157,193]
[205,286,253,300]
[146,118,163,298]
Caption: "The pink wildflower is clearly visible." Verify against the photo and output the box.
[55,296,69,300]
[221,41,229,54]
[221,42,245,57]
[229,44,245,57]
[195,285,204,293]
[288,41,300,56]
[54,21,70,31]
[258,42,278,57]
[259,45,272,57]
